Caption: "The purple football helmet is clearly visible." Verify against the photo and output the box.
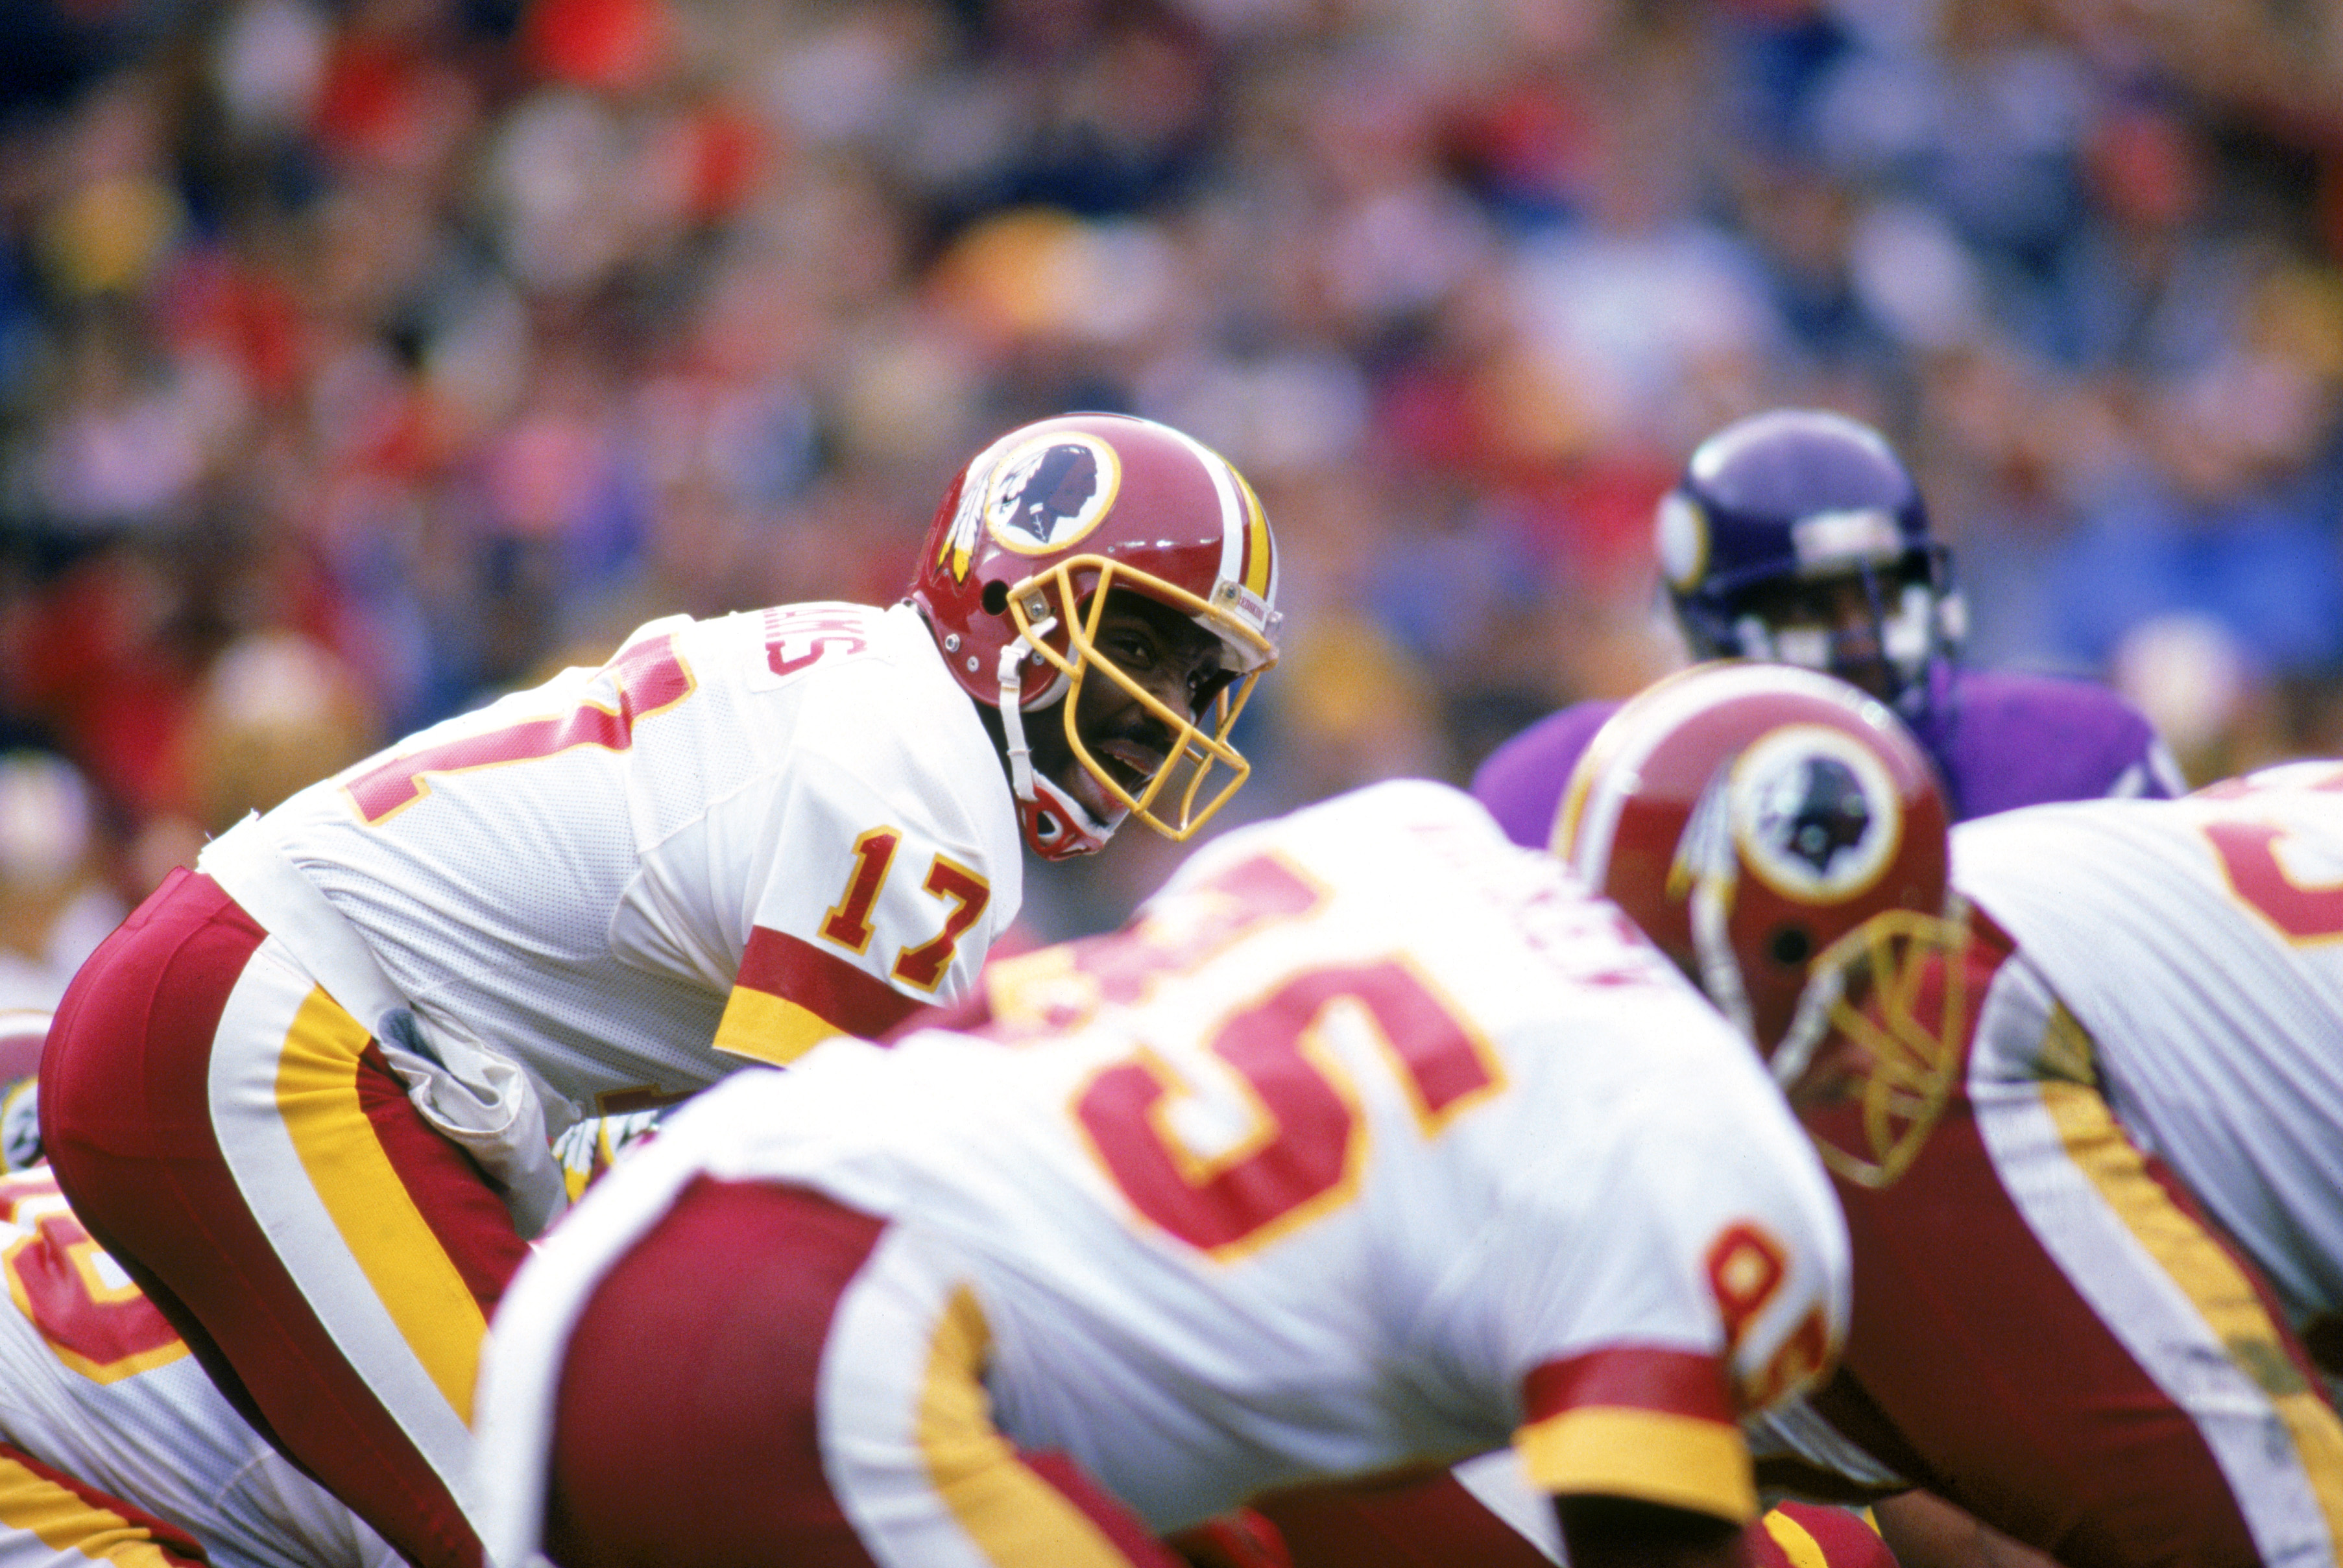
[1653,409,1965,718]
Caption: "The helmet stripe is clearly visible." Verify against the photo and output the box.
[1235,469,1276,600]
[1159,423,1249,589]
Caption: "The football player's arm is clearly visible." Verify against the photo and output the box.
[1517,1137,1847,1532]
[714,922,935,1065]
[1873,1490,2058,1568]
[714,769,1009,1068]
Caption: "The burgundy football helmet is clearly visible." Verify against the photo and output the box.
[910,413,1282,859]
[1553,662,1966,1185]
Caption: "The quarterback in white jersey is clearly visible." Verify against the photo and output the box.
[472,779,1850,1568]
[1556,662,2343,1568]
[38,412,1282,1568]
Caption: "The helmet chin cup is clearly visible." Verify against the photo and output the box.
[1018,773,1123,860]
[995,628,1123,861]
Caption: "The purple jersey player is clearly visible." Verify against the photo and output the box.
[1473,409,2182,847]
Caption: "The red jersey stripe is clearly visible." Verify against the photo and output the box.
[1520,1344,1737,1427]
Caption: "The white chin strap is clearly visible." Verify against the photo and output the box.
[996,623,1120,852]
[1678,779,1757,1046]
[1680,763,1847,1093]
[1769,958,1846,1096]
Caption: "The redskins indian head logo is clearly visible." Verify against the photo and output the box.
[937,431,1123,580]
[1729,724,1903,901]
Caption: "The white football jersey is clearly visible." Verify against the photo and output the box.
[252,600,1022,1124]
[1953,760,2343,1327]
[479,781,1847,1535]
[0,1169,398,1568]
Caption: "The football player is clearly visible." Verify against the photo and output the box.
[1471,408,2184,849]
[0,1014,396,1568]
[1557,661,2343,1568]
[38,411,1283,1568]
[0,1160,402,1568]
[469,778,1852,1568]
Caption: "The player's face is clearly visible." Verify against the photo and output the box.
[1031,590,1228,822]
[1742,573,1897,702]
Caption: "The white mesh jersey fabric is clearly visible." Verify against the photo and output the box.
[1953,762,2343,1328]
[474,780,1847,1542]
[256,600,1020,1124]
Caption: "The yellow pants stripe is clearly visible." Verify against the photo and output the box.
[274,986,488,1421]
[2041,1060,2343,1552]
[918,1285,1140,1567]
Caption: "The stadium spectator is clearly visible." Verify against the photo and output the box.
[0,749,124,1014]
[6,3,2343,942]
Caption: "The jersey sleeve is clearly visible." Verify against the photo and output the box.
[1497,1086,1848,1526]
[1469,703,1622,851]
[712,751,1013,1069]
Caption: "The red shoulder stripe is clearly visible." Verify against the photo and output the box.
[1522,1345,1736,1427]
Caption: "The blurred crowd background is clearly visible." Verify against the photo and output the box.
[4,0,2343,969]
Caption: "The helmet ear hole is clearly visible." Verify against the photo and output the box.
[1768,926,1812,968]
[980,580,1011,616]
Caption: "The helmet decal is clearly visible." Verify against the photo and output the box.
[1655,491,1709,593]
[1731,724,1903,904]
[984,434,1122,556]
[1789,507,1904,572]
[934,451,991,583]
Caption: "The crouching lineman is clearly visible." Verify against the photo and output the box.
[1556,661,2343,1567]
[0,1158,402,1568]
[0,1014,394,1568]
[470,778,1851,1568]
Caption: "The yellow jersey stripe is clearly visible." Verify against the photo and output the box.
[0,1453,185,1565]
[712,988,841,1067]
[1516,1405,1757,1523]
